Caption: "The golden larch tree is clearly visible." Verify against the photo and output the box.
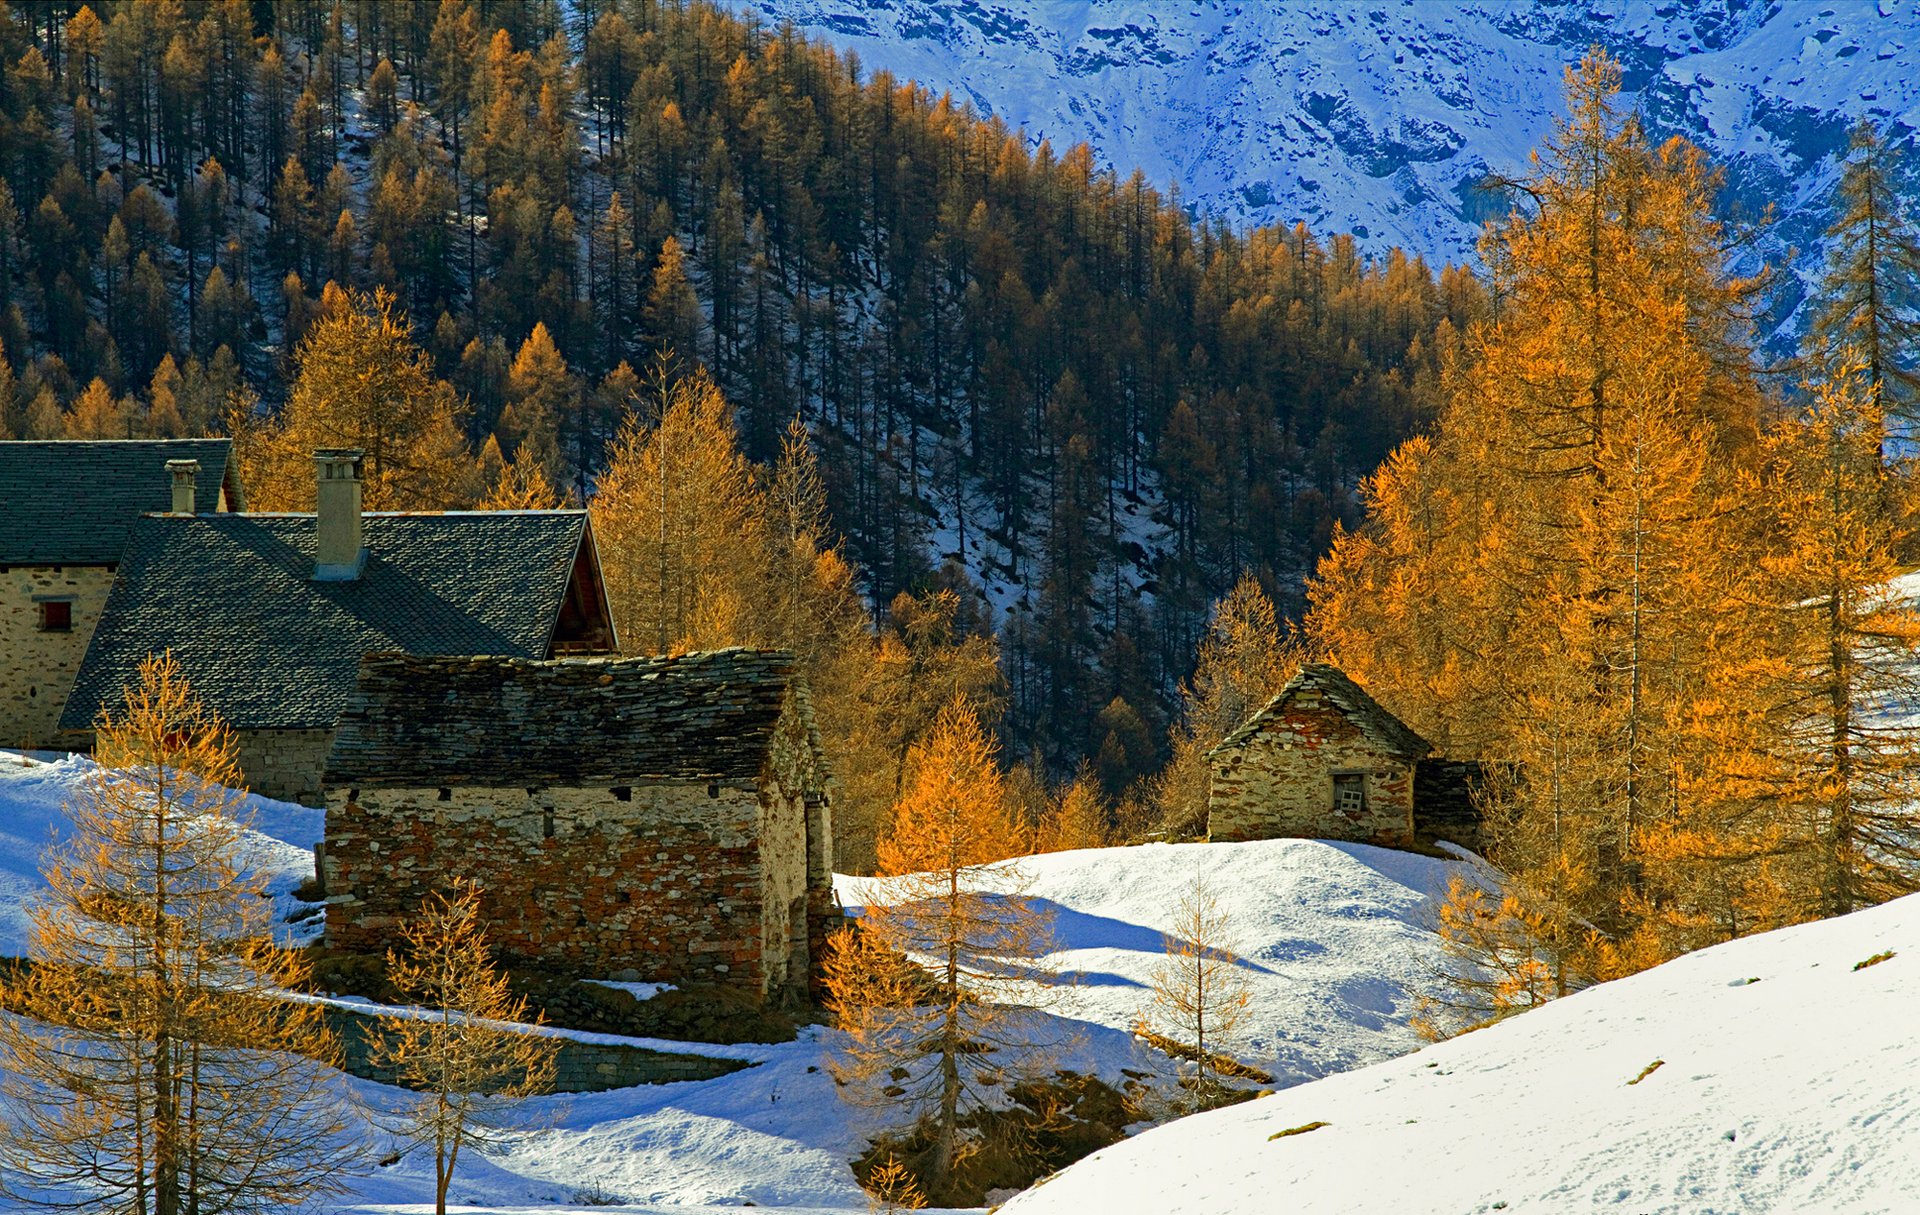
[822,698,1060,1202]
[368,879,559,1215]
[0,654,359,1215]
[1135,869,1255,1113]
[240,285,479,510]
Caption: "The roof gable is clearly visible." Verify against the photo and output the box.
[325,649,807,786]
[62,511,591,731]
[1212,663,1432,760]
[0,439,241,565]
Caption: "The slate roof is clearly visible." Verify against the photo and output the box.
[0,439,241,565]
[61,512,590,732]
[324,649,807,786]
[1211,663,1433,760]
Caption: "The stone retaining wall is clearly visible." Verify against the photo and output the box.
[322,1006,752,1092]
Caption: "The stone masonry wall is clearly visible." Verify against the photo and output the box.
[1207,689,1416,847]
[323,780,783,997]
[0,565,115,748]
[233,727,336,806]
[323,1007,751,1093]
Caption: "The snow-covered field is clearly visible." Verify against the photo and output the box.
[1003,891,1920,1215]
[0,751,1467,1213]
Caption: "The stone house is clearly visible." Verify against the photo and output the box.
[320,649,836,1006]
[1206,663,1489,851]
[1,439,244,748]
[61,450,615,802]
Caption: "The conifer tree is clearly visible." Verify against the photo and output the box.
[822,698,1059,1202]
[589,366,767,653]
[1309,50,1767,978]
[1153,574,1306,837]
[0,655,359,1214]
[1806,121,1920,450]
[500,320,575,496]
[1135,869,1255,1113]
[369,879,559,1215]
[1681,359,1920,928]
[243,285,478,510]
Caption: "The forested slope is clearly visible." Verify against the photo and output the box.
[0,0,1477,772]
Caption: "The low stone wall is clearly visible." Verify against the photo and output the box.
[233,727,336,805]
[0,565,115,747]
[322,1006,752,1092]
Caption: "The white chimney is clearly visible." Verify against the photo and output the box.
[166,459,199,514]
[313,448,365,580]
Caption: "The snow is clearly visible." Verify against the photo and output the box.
[723,0,1920,341]
[1000,892,1920,1215]
[0,750,1470,1213]
[584,979,679,1002]
[0,750,325,954]
[840,839,1467,1087]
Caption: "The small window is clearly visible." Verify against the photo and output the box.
[39,601,73,632]
[1333,773,1367,815]
[610,786,632,802]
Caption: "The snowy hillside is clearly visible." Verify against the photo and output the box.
[1002,891,1920,1215]
[0,751,1467,1213]
[727,0,1920,327]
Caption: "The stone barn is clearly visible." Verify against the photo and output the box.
[60,449,614,802]
[1,439,242,748]
[320,649,836,1007]
[1206,663,1489,851]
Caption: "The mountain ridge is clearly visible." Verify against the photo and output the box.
[726,0,1920,334]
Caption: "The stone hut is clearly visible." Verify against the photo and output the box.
[1,439,243,748]
[320,649,835,1007]
[1206,663,1488,851]
[61,450,614,801]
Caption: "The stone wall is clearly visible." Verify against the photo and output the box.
[324,778,794,999]
[0,565,114,747]
[322,1006,751,1092]
[233,727,336,805]
[1207,688,1416,847]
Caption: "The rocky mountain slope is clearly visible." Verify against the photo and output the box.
[726,0,1920,334]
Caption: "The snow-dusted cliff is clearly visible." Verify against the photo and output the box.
[726,0,1920,327]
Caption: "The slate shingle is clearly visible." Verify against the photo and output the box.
[0,439,239,565]
[61,511,588,731]
[324,649,802,786]
[1212,662,1433,760]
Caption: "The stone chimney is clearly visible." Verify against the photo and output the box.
[313,448,366,580]
[166,459,199,514]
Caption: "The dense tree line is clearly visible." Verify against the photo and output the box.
[1308,57,1920,1012]
[0,0,1476,782]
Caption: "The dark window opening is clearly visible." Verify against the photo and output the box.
[1333,773,1367,815]
[438,787,452,802]
[611,786,632,801]
[542,808,556,839]
[707,782,719,799]
[39,601,72,632]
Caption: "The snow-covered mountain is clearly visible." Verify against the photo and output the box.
[726,0,1920,327]
[1002,888,1920,1214]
